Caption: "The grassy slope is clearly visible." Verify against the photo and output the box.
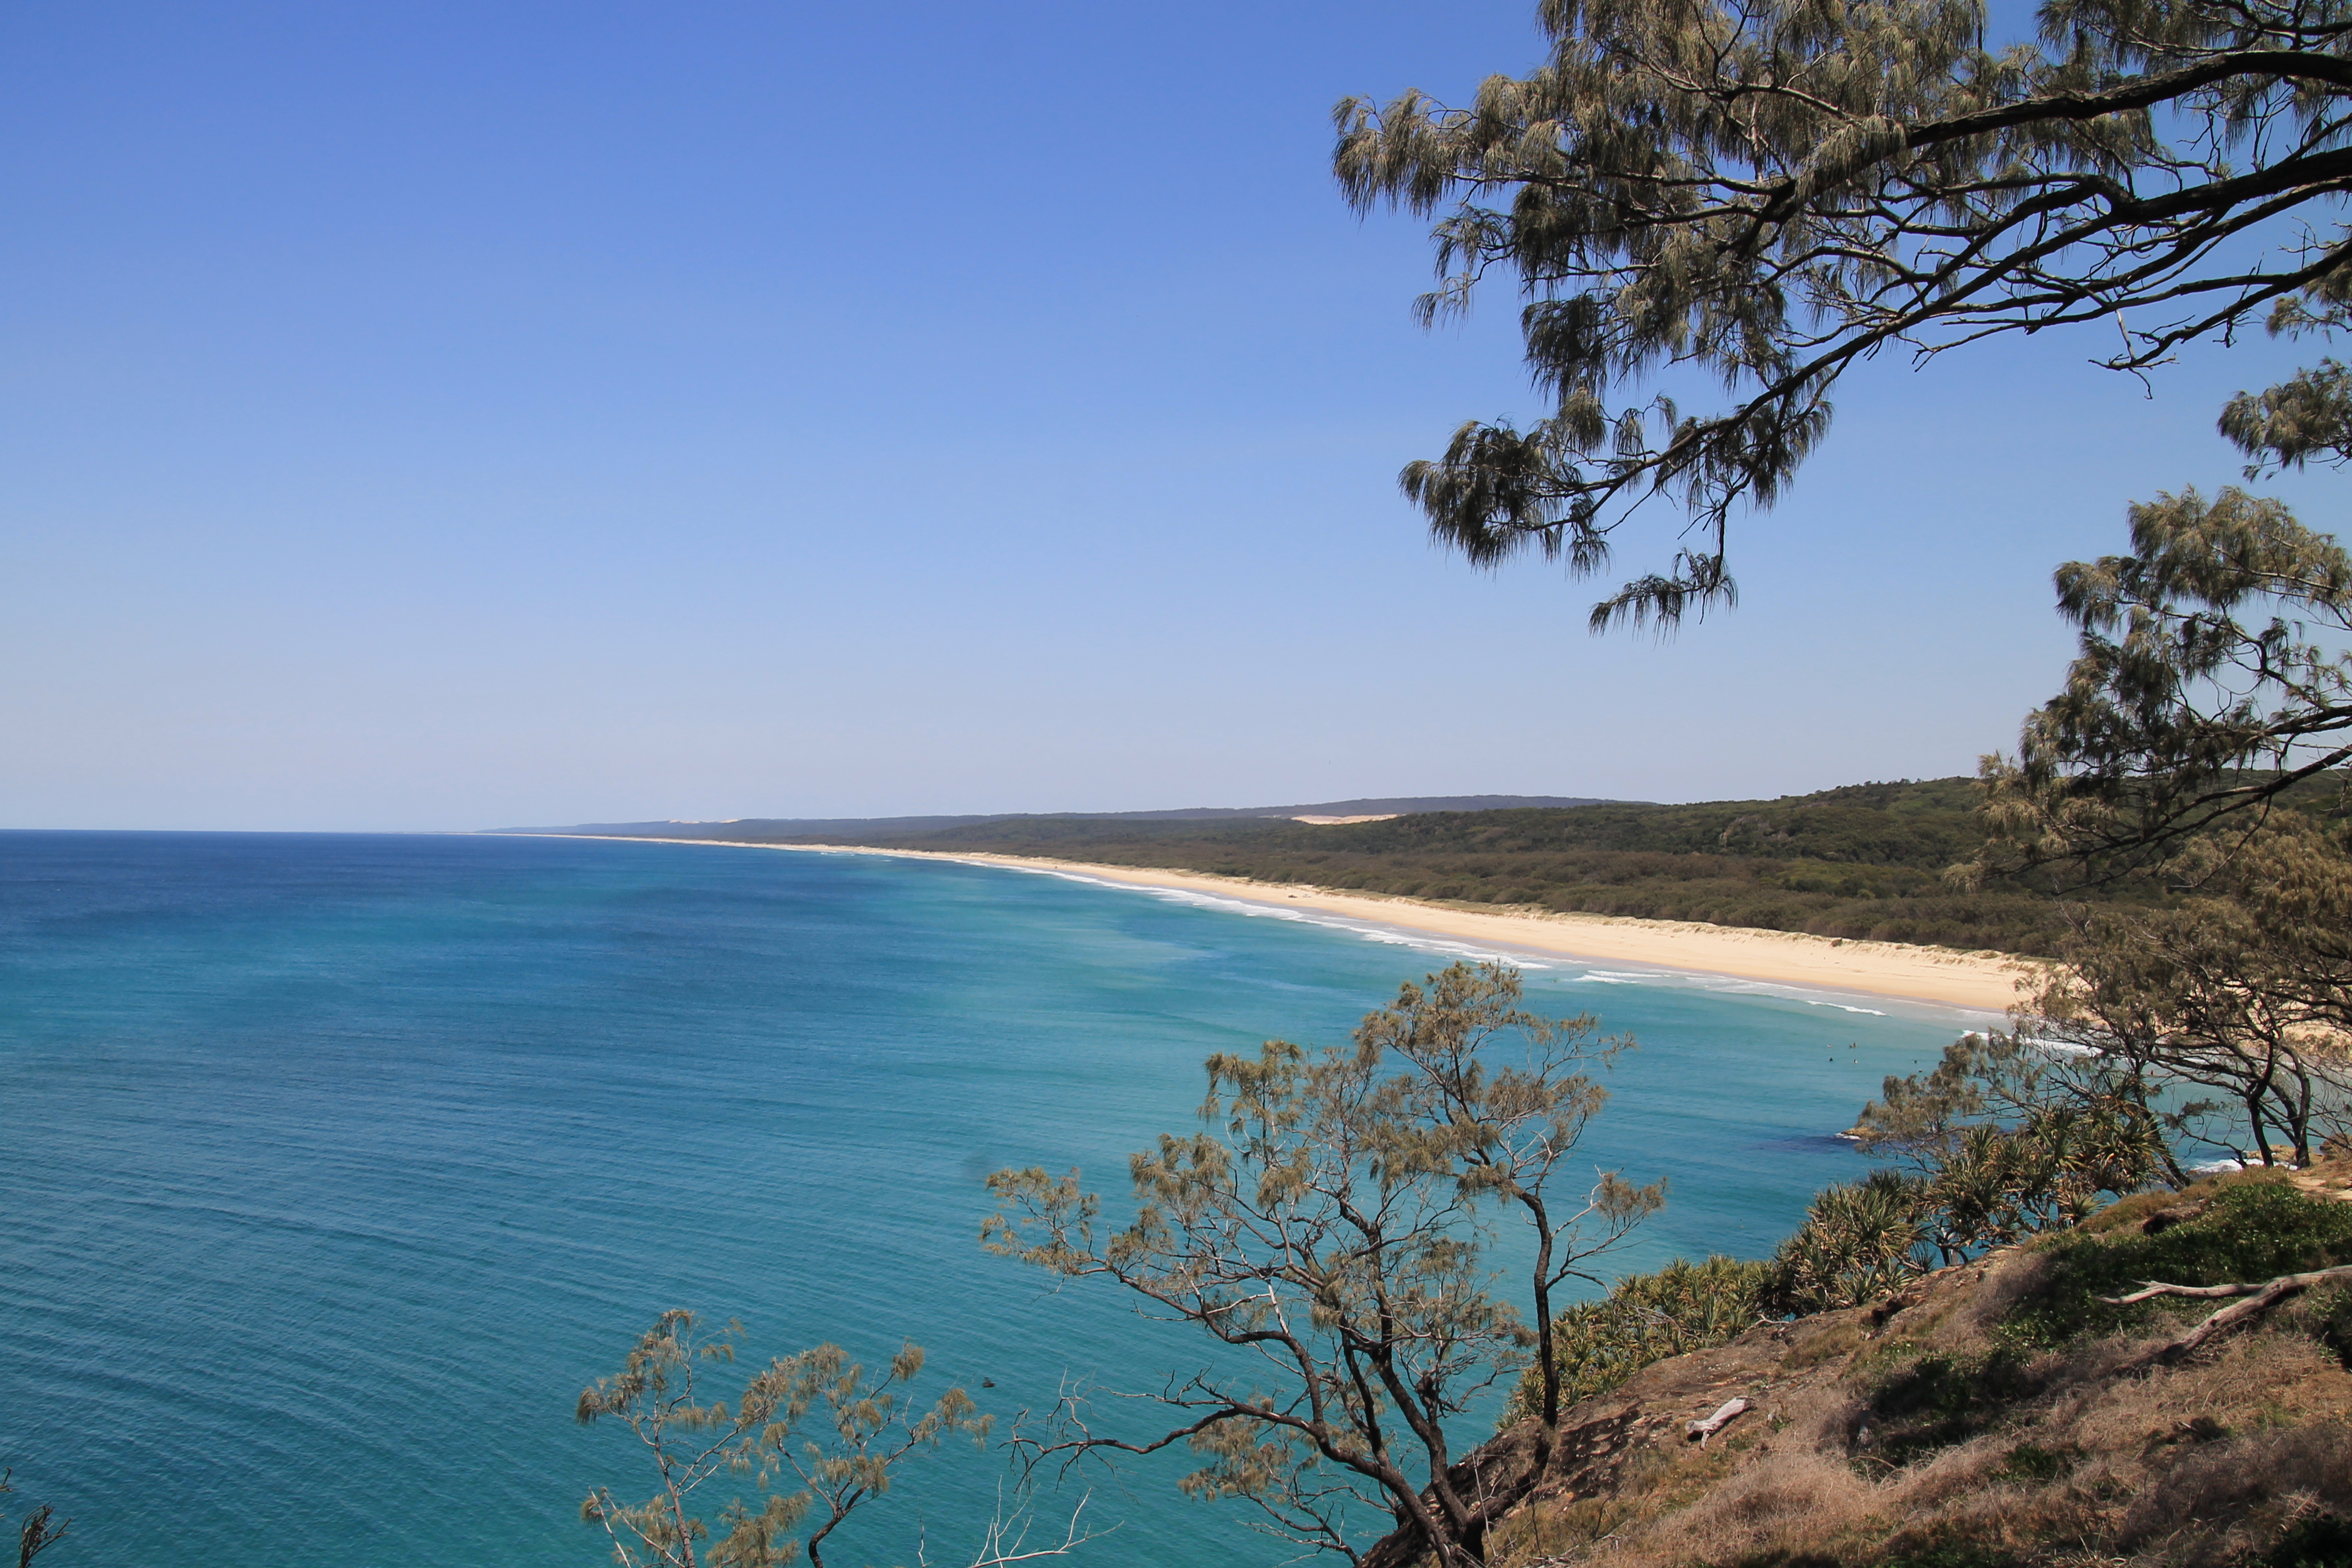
[1476,1165,2352,1568]
[801,780,2114,956]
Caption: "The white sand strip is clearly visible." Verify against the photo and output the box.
[518,836,2040,1012]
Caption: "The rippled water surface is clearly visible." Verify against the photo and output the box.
[0,831,1988,1566]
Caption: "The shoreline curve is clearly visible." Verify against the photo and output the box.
[513,835,2040,1013]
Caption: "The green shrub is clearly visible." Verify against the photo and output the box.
[1990,1441,2076,1483]
[1503,1255,1771,1425]
[1763,1168,1931,1314]
[2300,1281,2352,1370]
[2002,1182,2352,1348]
[1875,1541,2018,1568]
[2263,1514,2352,1568]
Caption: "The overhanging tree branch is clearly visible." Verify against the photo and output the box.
[1336,0,2352,624]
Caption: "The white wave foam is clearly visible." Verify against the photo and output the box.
[982,862,1997,1025]
[1015,868,1557,970]
[1958,1030,2103,1058]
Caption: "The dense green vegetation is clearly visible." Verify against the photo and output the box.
[1520,1170,2352,1431]
[789,778,2128,955]
[2005,1180,2352,1353]
[1497,1255,1773,1422]
[567,768,2340,957]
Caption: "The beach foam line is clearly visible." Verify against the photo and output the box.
[511,834,2037,1015]
[1028,881,1957,1017]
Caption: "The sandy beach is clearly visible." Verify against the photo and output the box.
[538,836,2040,1012]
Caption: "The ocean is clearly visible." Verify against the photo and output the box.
[0,831,1990,1566]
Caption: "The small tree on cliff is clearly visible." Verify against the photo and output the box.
[982,962,1659,1567]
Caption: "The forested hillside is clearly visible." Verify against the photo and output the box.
[804,780,2111,955]
[547,776,2346,956]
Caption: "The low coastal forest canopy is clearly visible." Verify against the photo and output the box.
[810,780,2076,951]
[565,775,2331,956]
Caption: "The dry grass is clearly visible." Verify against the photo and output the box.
[1486,1180,2352,1568]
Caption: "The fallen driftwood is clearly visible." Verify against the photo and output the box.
[1686,1397,1751,1443]
[2104,1263,2352,1365]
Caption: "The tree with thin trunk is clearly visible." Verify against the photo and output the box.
[2033,882,2349,1162]
[1358,964,1644,1476]
[982,962,1659,1567]
[1970,493,2352,1164]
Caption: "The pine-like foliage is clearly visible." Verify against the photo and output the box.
[1335,0,2352,624]
[574,1314,991,1568]
[1982,493,2352,870]
[984,962,1661,1567]
[1975,496,2352,1164]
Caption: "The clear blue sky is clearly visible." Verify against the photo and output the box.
[2,1,2338,830]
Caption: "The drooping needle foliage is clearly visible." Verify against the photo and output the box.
[574,1313,997,1568]
[1974,484,2352,1164]
[1336,0,2352,625]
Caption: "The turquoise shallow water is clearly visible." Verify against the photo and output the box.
[0,831,1989,1566]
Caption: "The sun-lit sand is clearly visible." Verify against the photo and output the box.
[539,836,2039,1011]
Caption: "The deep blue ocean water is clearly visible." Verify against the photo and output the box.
[0,831,1991,1567]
